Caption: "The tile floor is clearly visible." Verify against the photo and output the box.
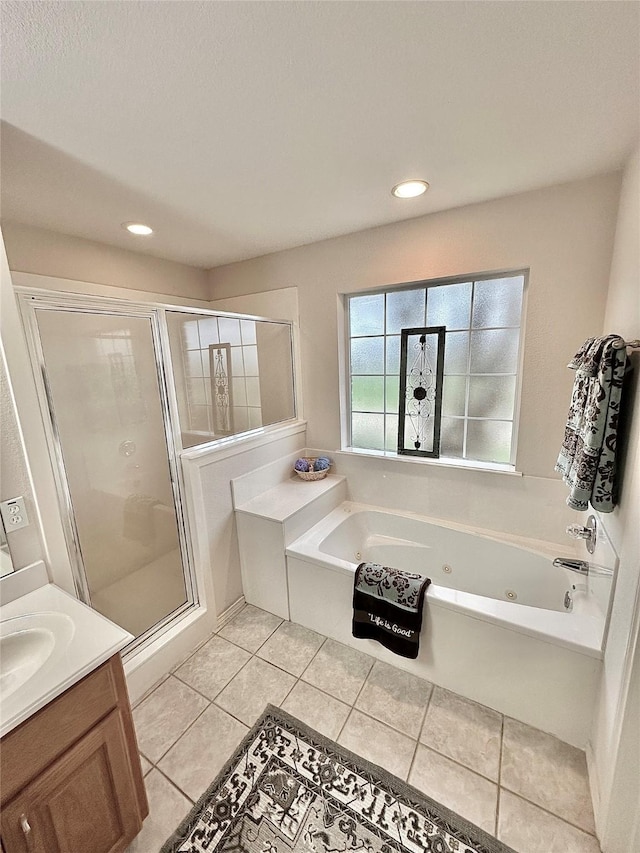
[126,605,602,853]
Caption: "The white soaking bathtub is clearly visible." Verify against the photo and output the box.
[285,502,611,747]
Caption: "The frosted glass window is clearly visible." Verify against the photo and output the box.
[442,376,467,417]
[190,405,210,432]
[230,347,244,377]
[468,375,516,420]
[472,277,524,328]
[248,408,263,428]
[440,417,464,458]
[198,317,220,347]
[182,320,200,350]
[232,377,247,406]
[352,376,384,412]
[385,336,400,374]
[385,415,398,451]
[233,407,249,432]
[186,351,204,378]
[240,320,257,344]
[403,411,434,452]
[386,289,426,333]
[245,377,261,407]
[350,294,385,336]
[466,420,512,464]
[187,378,207,407]
[385,375,399,413]
[351,337,384,374]
[470,329,520,374]
[352,413,385,451]
[347,271,524,465]
[443,331,469,374]
[427,282,472,330]
[167,311,295,448]
[242,345,259,376]
[218,317,242,346]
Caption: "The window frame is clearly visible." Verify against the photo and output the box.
[341,268,529,470]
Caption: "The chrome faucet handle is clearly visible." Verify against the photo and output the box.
[565,514,597,554]
[566,524,591,539]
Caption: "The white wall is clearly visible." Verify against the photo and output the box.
[588,145,640,852]
[209,173,621,544]
[3,221,209,301]
[181,424,306,615]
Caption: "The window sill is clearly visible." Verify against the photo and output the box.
[336,447,522,477]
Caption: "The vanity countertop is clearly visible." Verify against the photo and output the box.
[0,583,133,738]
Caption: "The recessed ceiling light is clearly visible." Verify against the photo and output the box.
[122,222,153,235]
[391,180,429,199]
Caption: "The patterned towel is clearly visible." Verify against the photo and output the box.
[352,562,431,659]
[555,335,628,512]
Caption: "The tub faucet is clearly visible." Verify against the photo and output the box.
[553,557,590,575]
[553,557,613,577]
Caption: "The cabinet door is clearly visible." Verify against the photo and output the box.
[1,710,142,853]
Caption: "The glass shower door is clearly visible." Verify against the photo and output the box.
[31,305,191,641]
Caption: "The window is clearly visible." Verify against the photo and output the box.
[166,311,296,448]
[346,272,526,466]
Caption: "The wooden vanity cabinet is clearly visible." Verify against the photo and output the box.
[0,655,148,853]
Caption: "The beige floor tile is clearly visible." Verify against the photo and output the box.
[338,709,417,780]
[133,676,209,763]
[218,605,283,653]
[356,660,432,738]
[303,639,374,705]
[139,755,153,776]
[501,717,595,833]
[175,635,251,699]
[159,704,249,801]
[132,674,169,709]
[215,656,296,725]
[498,790,602,853]
[125,769,192,853]
[282,681,350,740]
[420,686,502,781]
[408,745,498,835]
[257,621,325,676]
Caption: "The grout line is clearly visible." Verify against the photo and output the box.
[498,786,599,839]
[152,763,197,805]
[495,714,505,838]
[169,629,217,674]
[406,684,434,783]
[334,657,376,742]
[153,697,212,765]
[415,742,500,787]
[132,673,170,710]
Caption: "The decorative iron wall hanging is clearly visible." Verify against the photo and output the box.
[397,326,445,458]
[208,343,233,435]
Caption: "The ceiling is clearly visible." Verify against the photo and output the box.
[1,1,638,269]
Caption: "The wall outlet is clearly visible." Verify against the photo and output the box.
[0,497,30,532]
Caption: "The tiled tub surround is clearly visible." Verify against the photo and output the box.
[286,502,615,748]
[128,605,601,853]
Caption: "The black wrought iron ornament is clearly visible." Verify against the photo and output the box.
[397,326,445,458]
[209,343,233,435]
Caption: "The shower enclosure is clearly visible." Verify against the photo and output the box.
[19,292,296,653]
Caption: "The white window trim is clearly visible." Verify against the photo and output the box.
[339,268,529,470]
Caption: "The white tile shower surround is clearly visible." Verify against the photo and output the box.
[127,605,602,853]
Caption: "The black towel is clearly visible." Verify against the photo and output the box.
[352,562,431,659]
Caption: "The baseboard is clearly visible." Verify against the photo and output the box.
[215,595,246,631]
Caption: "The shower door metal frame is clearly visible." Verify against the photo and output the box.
[17,290,199,655]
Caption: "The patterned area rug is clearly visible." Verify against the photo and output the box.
[161,705,515,853]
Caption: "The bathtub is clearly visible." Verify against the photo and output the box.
[285,502,612,747]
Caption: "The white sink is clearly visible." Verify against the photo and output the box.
[0,612,75,699]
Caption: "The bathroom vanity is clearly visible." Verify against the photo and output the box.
[0,580,148,852]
